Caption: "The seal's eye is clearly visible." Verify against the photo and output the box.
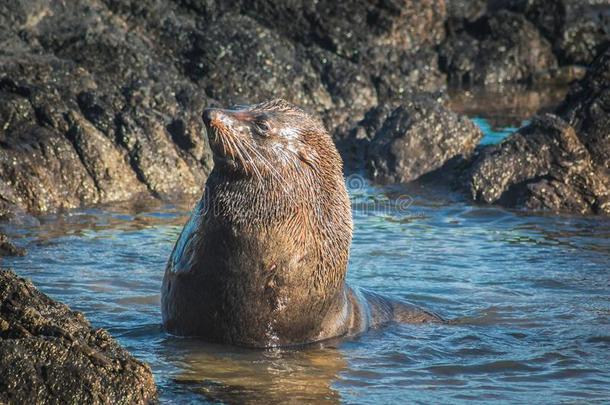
[254,120,271,135]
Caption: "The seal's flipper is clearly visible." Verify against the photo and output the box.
[390,301,444,324]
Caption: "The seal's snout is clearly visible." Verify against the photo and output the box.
[202,108,220,128]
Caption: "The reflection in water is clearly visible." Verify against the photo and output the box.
[5,197,196,242]
[448,84,568,129]
[2,130,610,403]
[162,339,346,404]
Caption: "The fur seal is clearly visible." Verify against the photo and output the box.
[161,99,441,347]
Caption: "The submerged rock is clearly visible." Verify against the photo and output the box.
[465,48,610,215]
[340,95,482,184]
[0,269,157,404]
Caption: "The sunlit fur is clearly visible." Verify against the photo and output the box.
[162,99,354,346]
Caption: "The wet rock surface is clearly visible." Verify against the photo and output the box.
[0,269,157,404]
[340,95,482,184]
[467,115,609,214]
[465,47,610,215]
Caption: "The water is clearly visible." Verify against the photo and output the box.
[3,118,610,404]
[472,117,527,145]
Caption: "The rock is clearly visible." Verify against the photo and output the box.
[0,0,212,215]
[0,269,157,403]
[182,13,337,124]
[6,0,604,216]
[465,47,610,214]
[442,1,610,86]
[371,48,446,101]
[0,0,451,216]
[234,0,446,94]
[466,115,609,214]
[556,46,610,169]
[306,46,379,130]
[555,14,610,66]
[487,0,569,40]
[489,0,610,66]
[446,0,487,24]
[440,10,558,85]
[234,0,447,68]
[180,0,448,127]
[0,234,25,257]
[340,95,483,184]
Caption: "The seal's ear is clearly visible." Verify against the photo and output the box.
[298,149,317,169]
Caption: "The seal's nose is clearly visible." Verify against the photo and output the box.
[202,108,220,128]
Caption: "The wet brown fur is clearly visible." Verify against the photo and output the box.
[161,99,441,347]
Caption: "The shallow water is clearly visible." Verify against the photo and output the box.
[3,118,610,404]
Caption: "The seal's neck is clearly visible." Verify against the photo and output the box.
[203,168,319,228]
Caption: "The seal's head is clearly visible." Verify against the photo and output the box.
[202,99,333,181]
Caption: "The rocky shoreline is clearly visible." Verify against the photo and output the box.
[0,269,157,404]
[1,0,609,402]
[0,0,608,218]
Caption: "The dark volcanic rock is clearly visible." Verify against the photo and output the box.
[0,0,212,215]
[467,115,609,214]
[182,13,342,128]
[489,0,610,66]
[442,0,610,86]
[236,0,447,61]
[465,48,610,214]
[0,269,157,403]
[4,0,604,216]
[440,10,558,85]
[0,0,450,216]
[447,0,487,23]
[341,95,482,184]
[233,0,448,96]
[487,0,569,40]
[556,46,610,169]
[181,0,448,128]
[555,12,610,66]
